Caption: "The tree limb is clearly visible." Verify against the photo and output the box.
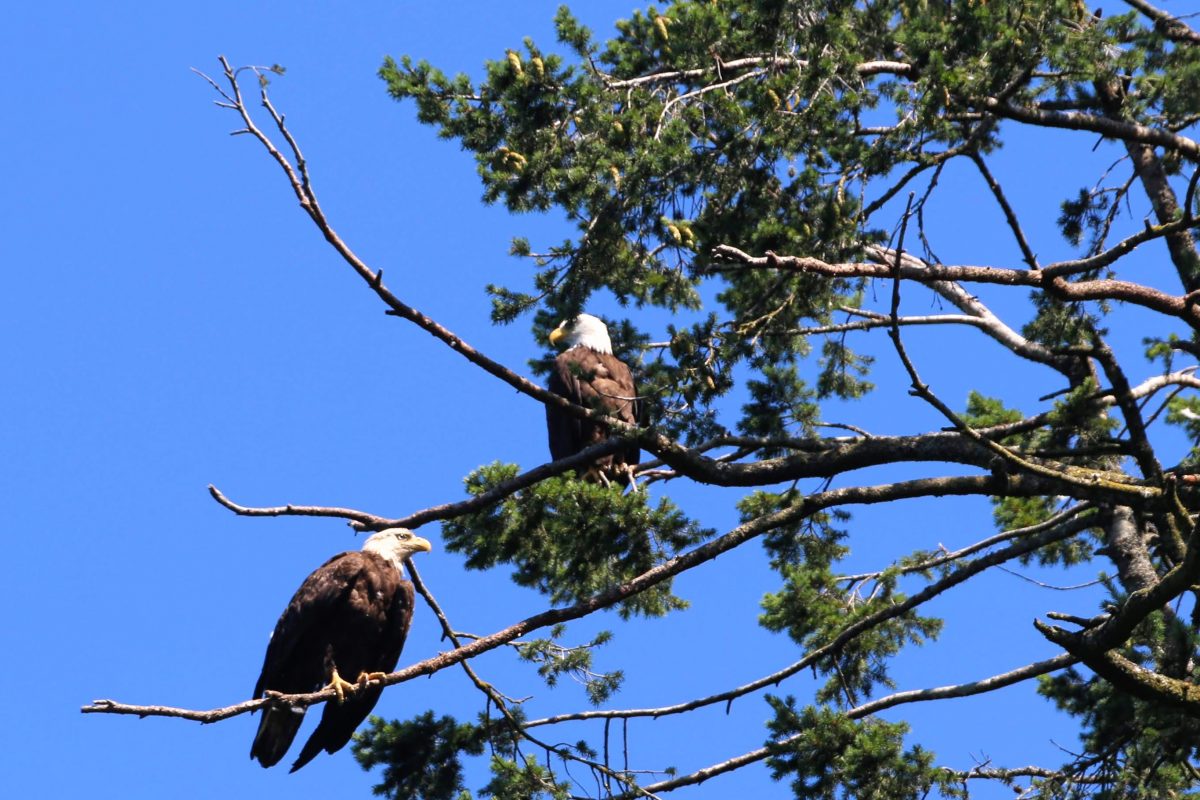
[524,511,1094,729]
[83,473,1061,722]
[619,655,1076,797]
[711,244,1200,330]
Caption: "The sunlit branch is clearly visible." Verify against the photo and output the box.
[845,653,1078,717]
[84,472,1058,723]
[977,95,1200,159]
[837,502,1096,583]
[599,55,912,90]
[207,484,390,528]
[524,511,1092,730]
[614,654,1078,797]
[1131,368,1200,401]
[1123,0,1200,46]
[842,295,1070,373]
[869,246,1074,373]
[710,244,1200,330]
[796,310,994,336]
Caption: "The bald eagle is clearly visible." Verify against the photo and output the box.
[546,313,642,487]
[250,528,432,772]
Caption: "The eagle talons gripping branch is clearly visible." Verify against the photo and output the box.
[323,667,357,705]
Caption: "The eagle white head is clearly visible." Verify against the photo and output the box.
[363,528,433,570]
[549,313,613,355]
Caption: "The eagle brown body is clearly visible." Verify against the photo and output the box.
[545,314,641,485]
[250,530,429,772]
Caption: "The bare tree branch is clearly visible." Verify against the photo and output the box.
[406,562,659,798]
[620,654,1076,797]
[525,510,1093,729]
[598,55,913,90]
[207,484,390,529]
[865,247,1075,374]
[711,244,1200,330]
[209,439,632,532]
[1123,0,1200,45]
[969,152,1039,269]
[976,95,1200,160]
[83,472,1062,723]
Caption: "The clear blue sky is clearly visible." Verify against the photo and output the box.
[4,3,1198,799]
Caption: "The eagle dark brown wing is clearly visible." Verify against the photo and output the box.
[250,551,415,772]
[546,347,640,478]
[289,570,413,772]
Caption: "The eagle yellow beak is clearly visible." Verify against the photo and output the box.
[410,536,433,554]
[549,325,567,347]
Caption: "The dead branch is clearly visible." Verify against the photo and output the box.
[711,244,1200,330]
[618,655,1078,798]
[969,152,1039,269]
[84,472,1057,722]
[524,510,1093,729]
[977,95,1200,160]
[208,437,631,532]
[1124,0,1200,44]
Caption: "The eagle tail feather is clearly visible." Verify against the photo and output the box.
[250,705,305,768]
[289,728,328,773]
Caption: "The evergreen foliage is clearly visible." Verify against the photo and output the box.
[443,462,711,617]
[261,0,1200,796]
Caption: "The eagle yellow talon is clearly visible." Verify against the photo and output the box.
[325,667,356,704]
[357,671,388,687]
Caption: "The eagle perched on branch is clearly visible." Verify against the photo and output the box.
[250,528,432,772]
[545,313,642,488]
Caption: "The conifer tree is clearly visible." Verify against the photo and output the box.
[88,2,1200,797]
[359,2,1200,796]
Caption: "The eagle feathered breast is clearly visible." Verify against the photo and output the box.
[545,314,642,482]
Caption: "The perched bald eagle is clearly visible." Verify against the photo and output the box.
[250,528,432,772]
[546,313,642,487]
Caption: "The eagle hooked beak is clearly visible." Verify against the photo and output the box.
[548,325,567,348]
[409,536,433,554]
